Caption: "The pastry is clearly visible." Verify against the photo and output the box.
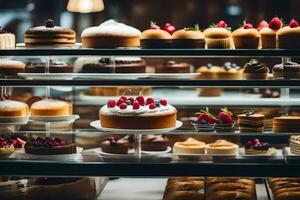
[277,18,300,49]
[215,107,235,132]
[232,22,260,49]
[99,96,177,129]
[25,19,76,47]
[273,116,300,133]
[272,61,300,79]
[25,137,76,155]
[173,138,206,154]
[193,108,217,132]
[25,61,74,73]
[171,25,205,48]
[207,140,238,155]
[0,139,15,155]
[243,59,269,80]
[30,99,72,116]
[196,65,222,96]
[81,19,141,48]
[269,177,300,200]
[0,134,27,151]
[0,29,15,49]
[217,62,243,80]
[0,60,25,76]
[289,135,300,155]
[260,17,282,48]
[141,135,169,151]
[155,61,192,73]
[140,22,172,48]
[238,111,265,133]
[88,86,152,96]
[245,139,275,155]
[100,136,129,154]
[0,99,29,117]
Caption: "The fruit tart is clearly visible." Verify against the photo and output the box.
[192,107,217,132]
[215,107,235,132]
[245,139,276,155]
[0,134,27,156]
[0,138,15,156]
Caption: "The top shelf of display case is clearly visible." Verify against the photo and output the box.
[1,49,300,57]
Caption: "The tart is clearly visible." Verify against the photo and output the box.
[155,60,192,73]
[30,99,72,116]
[0,99,29,117]
[99,96,177,129]
[277,19,300,49]
[0,60,25,76]
[193,108,217,132]
[238,111,265,133]
[25,137,76,155]
[215,107,235,132]
[25,19,76,47]
[272,61,300,79]
[0,134,27,151]
[25,61,74,73]
[273,116,300,133]
[232,22,260,49]
[259,17,282,49]
[81,19,141,48]
[173,138,206,154]
[141,135,169,151]
[171,25,205,48]
[245,139,275,155]
[100,136,129,154]
[0,141,15,155]
[0,28,15,49]
[206,139,239,155]
[243,59,269,80]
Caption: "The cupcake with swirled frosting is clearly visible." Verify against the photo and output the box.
[243,59,269,80]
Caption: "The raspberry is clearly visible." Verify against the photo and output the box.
[120,96,127,101]
[289,18,299,28]
[117,98,125,106]
[159,99,168,106]
[257,20,268,31]
[107,100,116,108]
[217,20,227,28]
[133,102,140,110]
[243,23,253,29]
[149,103,156,109]
[128,97,135,105]
[136,96,145,106]
[269,17,282,30]
[146,97,155,105]
[119,103,127,109]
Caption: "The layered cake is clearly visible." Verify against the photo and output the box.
[30,99,72,116]
[155,61,192,73]
[25,137,76,155]
[272,61,300,79]
[25,19,76,47]
[0,99,29,117]
[0,60,25,76]
[171,25,205,48]
[277,18,300,49]
[173,138,206,154]
[206,140,238,155]
[232,22,260,49]
[99,96,177,129]
[243,59,269,80]
[273,116,300,132]
[0,29,15,49]
[81,19,141,48]
[25,61,74,73]
[99,136,129,154]
[238,111,265,133]
[142,135,169,151]
[245,138,276,155]
[290,135,300,155]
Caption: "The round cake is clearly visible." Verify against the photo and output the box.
[99,96,177,129]
[81,19,141,48]
[25,19,76,47]
[155,61,192,73]
[273,116,300,133]
[173,138,206,154]
[25,61,74,73]
[0,60,25,76]
[100,136,129,154]
[206,139,238,155]
[30,99,72,116]
[0,99,29,117]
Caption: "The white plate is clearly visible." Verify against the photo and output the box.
[90,120,182,134]
[76,73,149,80]
[30,115,79,123]
[18,73,77,80]
[142,146,172,155]
[147,73,200,79]
[16,43,81,49]
[0,116,29,125]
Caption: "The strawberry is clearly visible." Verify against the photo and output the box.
[133,101,140,110]
[107,100,116,108]
[150,21,160,30]
[164,23,176,34]
[257,20,268,31]
[217,20,227,28]
[117,98,125,106]
[136,96,145,106]
[146,97,154,105]
[243,23,253,29]
[269,17,282,30]
[218,107,233,124]
[119,103,127,109]
[159,99,168,106]
[195,108,217,124]
[289,18,299,28]
[149,103,156,109]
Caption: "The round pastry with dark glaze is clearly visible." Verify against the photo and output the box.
[141,135,168,151]
[272,61,300,79]
[155,61,192,73]
[243,59,269,80]
[26,61,74,73]
[100,136,129,154]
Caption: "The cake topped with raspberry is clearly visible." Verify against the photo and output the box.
[99,96,177,129]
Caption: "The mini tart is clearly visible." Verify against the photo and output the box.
[259,27,277,49]
[173,138,206,154]
[232,28,260,49]
[0,100,29,117]
[206,139,238,155]
[155,60,192,73]
[171,29,205,48]
[30,99,72,116]
[141,135,168,151]
[272,61,300,79]
[277,26,300,49]
[238,113,265,133]
[0,60,25,76]
[100,137,129,154]
[273,116,300,133]
[243,59,269,80]
[203,27,232,49]
[140,29,171,48]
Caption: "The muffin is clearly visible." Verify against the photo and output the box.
[203,20,232,49]
[277,18,300,49]
[0,29,15,49]
[0,60,25,76]
[171,25,205,48]
[272,61,300,79]
[232,22,260,49]
[155,60,192,73]
[196,65,222,96]
[259,17,282,49]
[81,19,141,48]
[217,62,243,80]
[243,59,269,80]
[140,22,171,48]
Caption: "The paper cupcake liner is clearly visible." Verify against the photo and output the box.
[205,38,231,49]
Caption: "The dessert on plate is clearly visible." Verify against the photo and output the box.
[193,108,217,132]
[173,137,206,154]
[203,20,232,49]
[232,22,260,49]
[171,24,205,48]
[0,60,25,76]
[99,96,177,129]
[215,107,235,132]
[259,17,282,48]
[25,61,74,73]
[155,60,192,73]
[0,28,15,49]
[30,99,72,116]
[25,19,76,47]
[272,61,300,79]
[273,115,300,133]
[81,19,141,48]
[0,99,29,117]
[243,59,269,80]
[141,135,169,151]
[238,110,265,133]
[245,138,276,155]
[277,18,300,48]
[206,139,239,155]
[100,136,129,154]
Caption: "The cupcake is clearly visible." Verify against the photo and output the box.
[171,25,205,48]
[232,22,260,49]
[243,59,269,80]
[272,61,300,79]
[277,18,300,49]
[217,62,243,80]
[259,17,282,49]
[196,65,222,96]
[140,22,172,48]
[203,20,232,49]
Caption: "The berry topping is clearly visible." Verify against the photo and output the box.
[119,103,127,110]
[45,19,55,28]
[107,100,116,108]
[154,100,161,108]
[257,20,268,31]
[243,23,254,29]
[128,97,135,105]
[245,139,270,151]
[150,21,161,30]
[117,98,125,106]
[217,20,227,28]
[136,96,145,106]
[146,97,155,105]
[149,103,156,110]
[164,23,176,34]
[269,17,282,30]
[159,99,168,106]
[120,96,127,101]
[195,107,217,124]
[133,101,140,110]
[289,18,299,28]
[26,137,72,147]
[218,107,233,124]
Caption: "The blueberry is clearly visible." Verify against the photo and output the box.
[125,100,131,105]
